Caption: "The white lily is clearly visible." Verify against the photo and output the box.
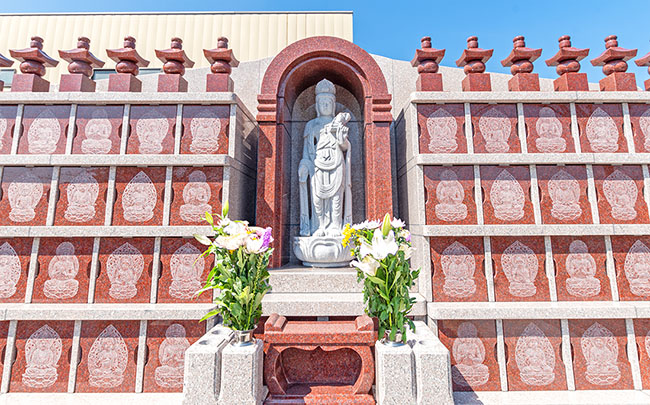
[244,235,265,254]
[223,220,247,236]
[369,229,398,260]
[399,244,413,260]
[352,219,381,231]
[351,256,380,275]
[215,232,247,251]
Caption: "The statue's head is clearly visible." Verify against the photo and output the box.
[315,79,336,118]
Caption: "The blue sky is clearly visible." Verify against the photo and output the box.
[3,0,650,85]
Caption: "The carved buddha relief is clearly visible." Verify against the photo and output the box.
[106,242,144,300]
[426,108,458,153]
[135,110,169,154]
[535,107,565,153]
[639,108,650,151]
[441,241,476,298]
[179,170,212,223]
[8,171,43,223]
[479,107,511,153]
[88,324,128,388]
[122,171,156,223]
[43,242,79,300]
[154,323,190,388]
[169,243,203,299]
[515,323,555,386]
[602,170,637,221]
[501,241,538,297]
[624,240,650,297]
[64,169,99,223]
[0,112,7,151]
[435,170,467,222]
[581,322,621,386]
[27,109,61,154]
[22,324,62,388]
[189,108,221,154]
[490,170,525,221]
[548,169,581,221]
[565,240,600,298]
[82,109,113,154]
[586,108,619,153]
[451,322,489,387]
[0,242,21,299]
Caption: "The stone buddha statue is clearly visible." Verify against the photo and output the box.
[294,79,353,267]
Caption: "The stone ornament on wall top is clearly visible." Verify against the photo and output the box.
[294,79,353,267]
[122,171,157,223]
[189,108,222,154]
[179,170,211,223]
[451,322,489,387]
[490,169,525,221]
[169,243,203,299]
[586,108,619,153]
[64,169,99,223]
[154,323,190,388]
[441,241,476,298]
[427,108,458,153]
[43,242,79,300]
[27,109,61,154]
[88,324,128,388]
[624,240,650,297]
[0,242,21,298]
[639,108,650,151]
[81,109,113,154]
[106,242,144,300]
[603,170,637,221]
[22,324,62,388]
[565,240,600,297]
[479,107,511,153]
[548,169,581,221]
[515,323,555,386]
[8,171,43,223]
[135,110,169,154]
[535,107,566,153]
[502,240,538,297]
[581,322,621,386]
[435,170,467,222]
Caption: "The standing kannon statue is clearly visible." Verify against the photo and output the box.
[22,324,62,388]
[294,79,353,267]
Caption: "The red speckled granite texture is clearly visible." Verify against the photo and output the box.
[0,166,52,226]
[632,319,650,389]
[157,238,213,303]
[72,105,123,155]
[0,105,17,154]
[180,105,230,155]
[430,237,487,302]
[522,104,575,153]
[142,320,205,392]
[480,166,535,225]
[169,166,222,226]
[568,319,633,390]
[417,104,467,154]
[31,237,92,303]
[0,321,8,383]
[537,165,592,224]
[127,106,176,155]
[94,238,153,303]
[471,104,520,154]
[53,167,109,226]
[263,314,375,404]
[112,167,165,226]
[9,320,74,392]
[0,238,32,303]
[491,236,549,302]
[423,165,476,225]
[18,105,70,155]
[610,236,650,301]
[502,319,567,391]
[75,320,139,393]
[628,104,650,152]
[438,319,500,391]
[575,104,627,153]
[592,165,648,225]
[551,236,611,301]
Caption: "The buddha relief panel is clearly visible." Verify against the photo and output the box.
[628,104,650,152]
[593,166,648,224]
[18,105,70,155]
[611,236,650,301]
[552,237,610,301]
[430,237,487,302]
[169,167,223,225]
[181,105,229,155]
[471,104,519,154]
[492,237,549,302]
[73,106,123,155]
[417,104,466,154]
[576,104,626,153]
[95,238,153,303]
[0,105,18,154]
[523,105,573,153]
[113,167,165,226]
[481,166,534,224]
[0,238,32,303]
[423,166,476,225]
[128,106,175,155]
[632,320,650,389]
[0,167,52,226]
[537,165,591,224]
[54,167,109,226]
[158,238,213,303]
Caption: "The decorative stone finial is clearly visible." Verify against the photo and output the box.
[455,36,493,91]
[634,43,650,91]
[58,36,105,92]
[590,35,637,91]
[203,36,240,92]
[9,36,59,92]
[500,35,542,91]
[545,35,590,91]
[155,37,195,92]
[106,36,150,92]
[410,36,445,91]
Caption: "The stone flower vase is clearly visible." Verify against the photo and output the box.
[381,329,405,347]
[231,328,255,346]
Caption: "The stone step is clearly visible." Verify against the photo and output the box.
[268,265,362,293]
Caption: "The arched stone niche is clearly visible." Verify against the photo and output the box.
[257,36,393,267]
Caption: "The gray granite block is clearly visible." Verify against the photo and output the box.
[375,339,416,405]
[218,339,265,405]
[408,322,454,405]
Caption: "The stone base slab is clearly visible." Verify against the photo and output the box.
[158,74,188,92]
[553,72,588,91]
[461,73,491,91]
[269,265,361,293]
[599,72,637,91]
[108,73,142,92]
[220,340,265,405]
[11,74,50,92]
[59,74,96,92]
[508,73,540,91]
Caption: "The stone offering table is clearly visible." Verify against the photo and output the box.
[263,313,376,404]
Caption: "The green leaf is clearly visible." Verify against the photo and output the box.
[204,212,214,225]
[194,234,212,246]
[366,275,386,286]
[222,200,229,217]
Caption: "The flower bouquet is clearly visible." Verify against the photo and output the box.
[343,213,419,344]
[194,202,273,345]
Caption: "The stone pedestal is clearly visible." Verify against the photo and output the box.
[220,340,265,404]
[293,235,352,267]
[207,73,233,92]
[553,72,588,91]
[59,73,96,92]
[599,72,637,91]
[375,341,415,404]
[416,73,443,91]
[158,74,188,92]
[462,73,491,91]
[11,73,50,92]
[108,73,142,92]
[508,73,540,91]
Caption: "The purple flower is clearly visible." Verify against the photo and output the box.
[258,227,273,250]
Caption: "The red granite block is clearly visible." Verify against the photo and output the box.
[508,73,540,91]
[417,104,466,154]
[592,165,648,224]
[537,165,592,224]
[610,236,650,301]
[0,321,8,377]
[9,321,74,392]
[180,105,230,155]
[417,73,443,91]
[471,104,520,154]
[423,165,476,225]
[502,319,566,391]
[430,237,487,302]
[627,104,650,152]
[112,167,165,226]
[142,320,204,392]
[492,236,549,302]
[169,167,222,226]
[157,74,187,93]
[523,104,574,153]
[0,238,32,303]
[0,167,52,226]
[72,105,123,155]
[94,238,153,303]
[0,105,18,154]
[108,73,141,92]
[575,104,626,153]
[157,238,213,303]
[205,73,233,92]
[76,320,139,392]
[31,237,92,303]
[551,236,611,301]
[633,319,650,389]
[599,72,637,92]
[263,314,375,404]
[553,73,589,91]
[127,106,175,155]
[59,74,96,92]
[11,74,50,92]
[438,319,500,391]
[480,166,535,225]
[462,73,491,91]
[18,105,70,155]
[568,319,633,390]
[53,167,109,226]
